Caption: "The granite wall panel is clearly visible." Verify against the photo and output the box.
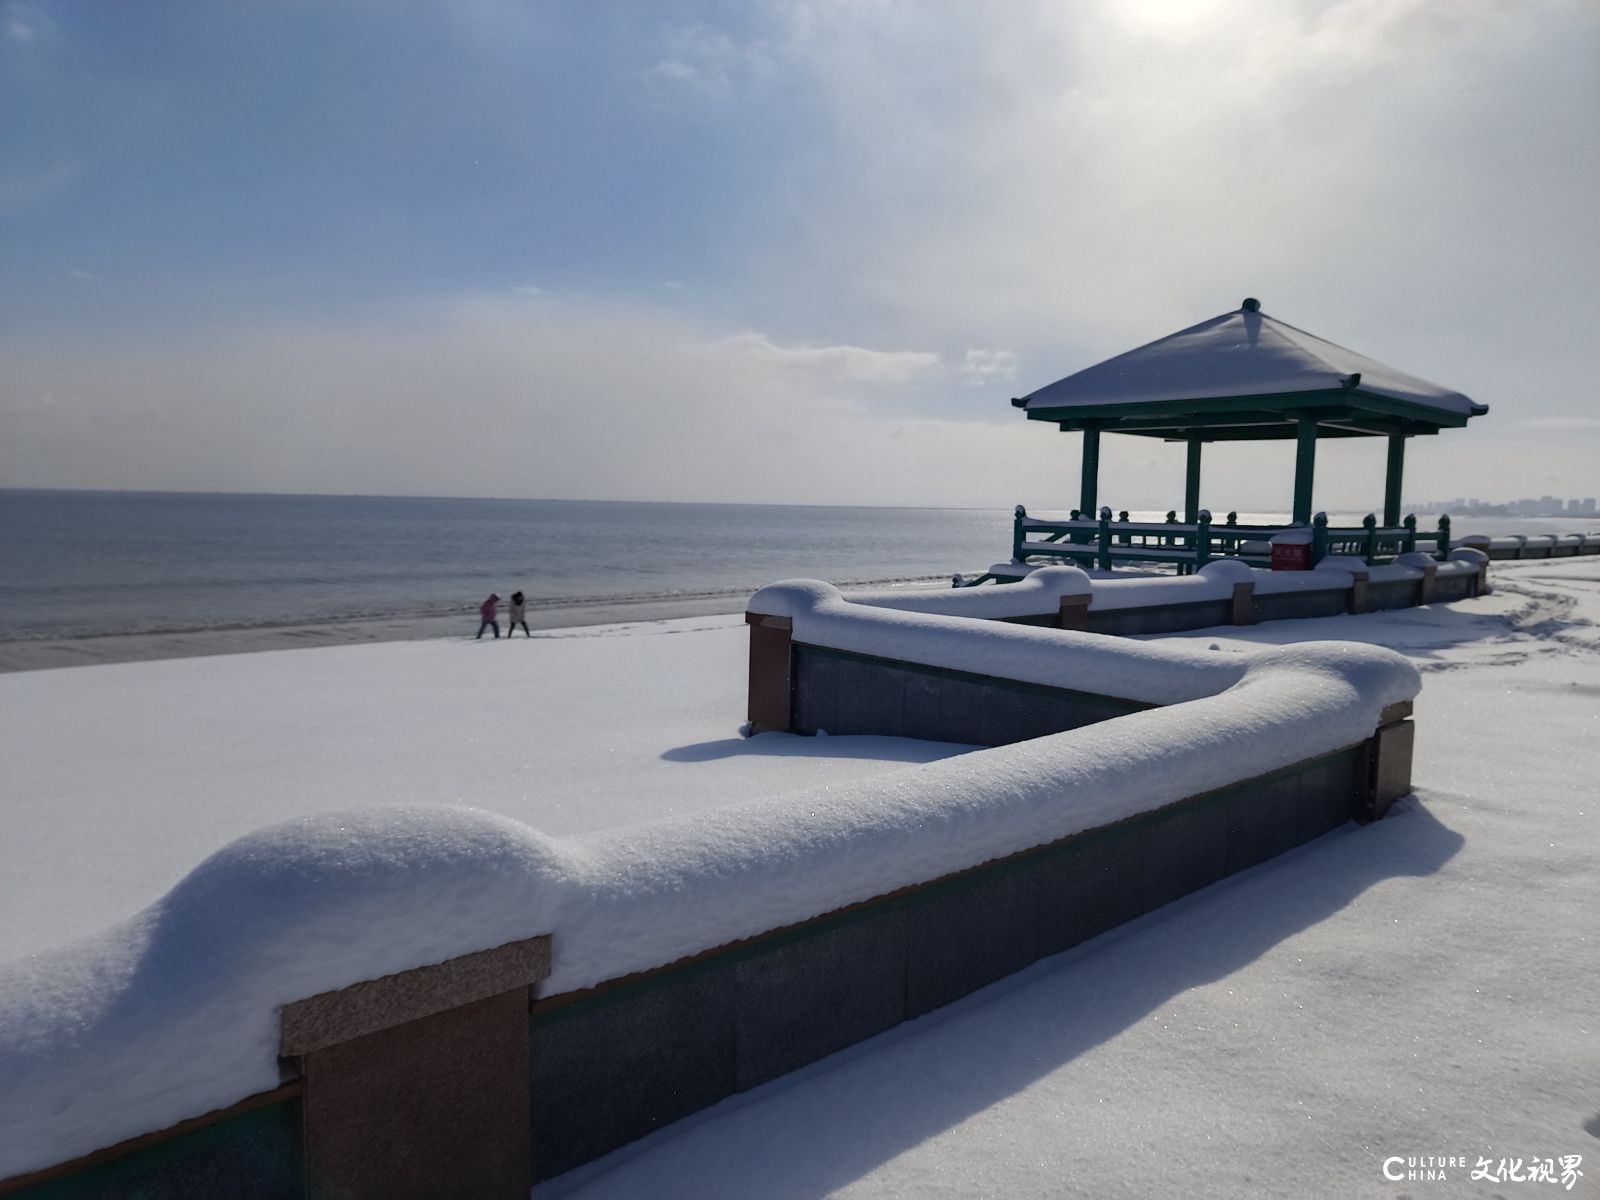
[904,866,1039,1018]
[790,647,1148,746]
[1087,600,1232,636]
[1223,774,1301,875]
[528,745,1371,1183]
[1367,580,1420,612]
[531,968,736,1181]
[733,906,908,1092]
[1252,589,1351,622]
[5,1104,300,1200]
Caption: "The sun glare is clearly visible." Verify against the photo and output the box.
[1111,0,1237,37]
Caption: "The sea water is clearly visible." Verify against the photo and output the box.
[0,490,1015,639]
[4,490,1592,642]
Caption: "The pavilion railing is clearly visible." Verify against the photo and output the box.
[1004,507,1452,577]
[1310,513,1450,564]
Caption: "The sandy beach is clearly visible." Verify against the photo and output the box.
[0,591,754,673]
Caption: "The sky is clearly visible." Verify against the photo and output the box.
[2,0,1597,511]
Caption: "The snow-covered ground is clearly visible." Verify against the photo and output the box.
[0,579,1419,1180]
[1,560,1594,1196]
[0,615,974,963]
[540,558,1600,1199]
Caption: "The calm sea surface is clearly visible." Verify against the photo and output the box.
[3,490,1594,640]
[0,491,1017,639]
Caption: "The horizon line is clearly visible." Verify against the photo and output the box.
[0,485,1501,518]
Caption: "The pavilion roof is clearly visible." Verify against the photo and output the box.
[1014,300,1487,440]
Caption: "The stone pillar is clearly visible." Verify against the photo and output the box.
[1417,561,1437,605]
[1347,568,1370,615]
[1229,581,1256,625]
[746,613,794,733]
[281,935,553,1200]
[1058,593,1091,631]
[1359,701,1415,824]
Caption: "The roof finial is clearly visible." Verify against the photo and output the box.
[1241,297,1260,313]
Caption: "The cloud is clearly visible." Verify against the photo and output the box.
[735,0,1599,387]
[961,349,1017,386]
[643,24,772,99]
[0,294,1049,507]
[697,331,942,386]
[5,288,1595,510]
[3,2,1595,509]
[4,0,52,45]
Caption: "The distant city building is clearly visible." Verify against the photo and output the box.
[1402,495,1599,518]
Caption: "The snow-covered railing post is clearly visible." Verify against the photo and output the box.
[1096,508,1113,571]
[1402,514,1418,554]
[1012,505,1027,562]
[1118,510,1132,544]
[1436,514,1451,560]
[1195,510,1213,569]
[1311,513,1329,564]
[746,611,794,734]
[1361,514,1378,563]
[279,935,552,1200]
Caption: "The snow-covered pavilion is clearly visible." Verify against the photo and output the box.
[1012,299,1488,526]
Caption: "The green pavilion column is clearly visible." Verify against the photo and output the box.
[1080,427,1101,515]
[1184,437,1203,524]
[1292,415,1318,525]
[1384,434,1407,527]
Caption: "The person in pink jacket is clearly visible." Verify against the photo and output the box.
[476,593,500,639]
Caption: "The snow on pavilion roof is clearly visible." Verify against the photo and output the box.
[1017,300,1484,425]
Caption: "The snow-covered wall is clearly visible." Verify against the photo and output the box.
[0,613,1420,1182]
[846,565,1096,618]
[751,577,1244,705]
[831,558,1483,625]
[1460,532,1600,558]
